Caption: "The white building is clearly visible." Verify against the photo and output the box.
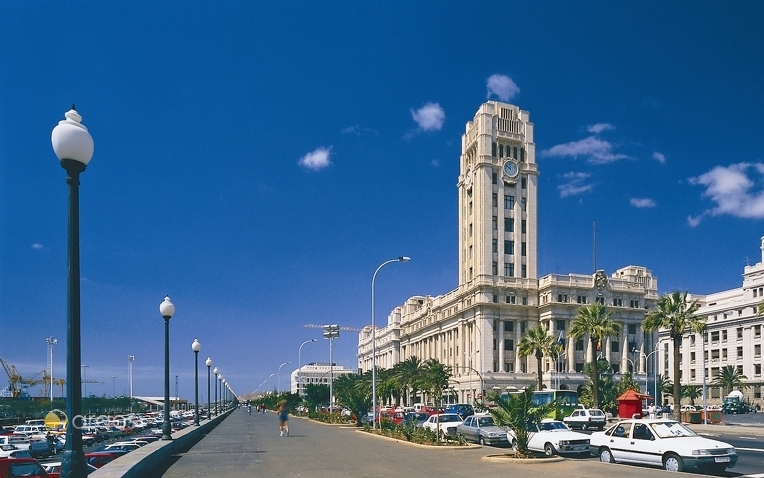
[289,362,356,395]
[657,237,764,406]
[358,101,659,403]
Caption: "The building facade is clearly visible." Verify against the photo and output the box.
[657,237,764,406]
[358,101,659,404]
[289,363,356,396]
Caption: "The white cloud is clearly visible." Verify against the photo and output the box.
[557,172,593,198]
[298,147,333,171]
[31,243,43,250]
[587,123,615,134]
[630,198,656,208]
[652,152,666,163]
[431,159,440,167]
[688,162,764,225]
[486,74,520,102]
[410,103,445,131]
[542,136,629,164]
[341,125,360,135]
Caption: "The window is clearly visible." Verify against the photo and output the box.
[722,348,728,360]
[492,261,498,275]
[711,331,719,343]
[492,294,498,303]
[690,369,696,380]
[611,340,619,351]
[521,264,527,278]
[756,364,762,376]
[492,193,498,207]
[506,295,516,304]
[505,240,514,255]
[596,297,605,305]
[521,242,526,256]
[505,263,514,277]
[737,346,743,358]
[492,142,497,157]
[521,219,526,234]
[630,299,639,308]
[469,201,472,215]
[521,198,526,211]
[505,362,514,372]
[756,344,761,356]
[499,144,504,157]
[513,146,518,159]
[738,327,743,340]
[492,239,497,253]
[469,267,473,280]
[612,298,622,306]
[557,294,568,303]
[469,223,472,237]
[756,325,762,337]
[690,352,696,363]
[628,324,637,335]
[737,365,744,375]
[505,195,515,209]
[521,177,527,189]
[722,330,727,342]
[556,319,566,331]
[505,218,514,232]
[520,148,525,162]
[521,321,527,333]
[504,339,514,350]
[505,321,514,332]
[576,339,584,351]
[492,216,498,231]
[492,172,498,185]
[577,295,587,304]
[469,245,472,259]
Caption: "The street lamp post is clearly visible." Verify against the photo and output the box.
[46,337,57,401]
[191,339,201,426]
[213,367,219,415]
[53,105,94,478]
[128,356,134,403]
[160,296,175,441]
[298,339,317,396]
[371,257,410,429]
[323,325,339,410]
[205,357,212,420]
[277,362,291,394]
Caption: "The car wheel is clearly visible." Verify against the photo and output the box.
[544,443,556,456]
[663,453,684,472]
[599,447,615,463]
[581,422,588,431]
[479,436,486,446]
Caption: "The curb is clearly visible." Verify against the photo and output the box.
[481,454,565,464]
[354,429,478,450]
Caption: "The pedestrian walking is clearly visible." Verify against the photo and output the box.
[277,399,289,436]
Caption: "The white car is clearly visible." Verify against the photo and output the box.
[422,413,463,437]
[506,419,590,456]
[563,407,606,431]
[589,418,738,473]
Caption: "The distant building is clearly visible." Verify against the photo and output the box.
[289,363,356,395]
[358,101,659,403]
[658,236,764,406]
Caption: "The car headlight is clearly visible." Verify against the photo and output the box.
[728,448,737,454]
[559,440,570,446]
[692,449,710,456]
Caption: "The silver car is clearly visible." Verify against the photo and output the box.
[456,415,509,446]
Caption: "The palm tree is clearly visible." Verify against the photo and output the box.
[393,356,424,406]
[333,372,372,427]
[712,365,748,395]
[517,325,556,390]
[682,385,702,407]
[569,303,619,409]
[420,359,452,407]
[643,291,703,421]
[489,385,556,457]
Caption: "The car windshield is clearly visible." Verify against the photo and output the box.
[439,415,461,422]
[588,409,604,416]
[538,421,568,431]
[649,421,698,438]
[477,417,495,427]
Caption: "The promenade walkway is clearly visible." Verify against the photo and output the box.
[146,408,709,478]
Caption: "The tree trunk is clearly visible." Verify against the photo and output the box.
[590,338,599,408]
[536,352,544,390]
[673,335,682,421]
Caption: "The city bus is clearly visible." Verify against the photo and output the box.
[531,390,578,420]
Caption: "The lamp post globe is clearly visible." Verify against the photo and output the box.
[53,106,93,478]
[205,357,212,420]
[160,296,175,440]
[191,339,201,425]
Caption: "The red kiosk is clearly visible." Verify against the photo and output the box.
[616,388,652,419]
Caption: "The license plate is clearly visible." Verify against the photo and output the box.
[714,457,730,463]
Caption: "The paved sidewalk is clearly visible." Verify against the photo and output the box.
[146,408,717,478]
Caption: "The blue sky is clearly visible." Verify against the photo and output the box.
[1,2,763,401]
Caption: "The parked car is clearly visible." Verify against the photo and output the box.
[563,407,607,430]
[0,457,49,477]
[422,413,463,437]
[85,450,130,468]
[444,404,475,419]
[507,419,590,456]
[402,412,430,428]
[41,461,98,477]
[456,415,509,446]
[0,444,32,459]
[589,418,738,473]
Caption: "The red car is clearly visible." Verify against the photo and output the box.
[0,457,49,477]
[86,450,129,468]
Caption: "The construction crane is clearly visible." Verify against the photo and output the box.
[303,324,364,332]
[0,357,23,398]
